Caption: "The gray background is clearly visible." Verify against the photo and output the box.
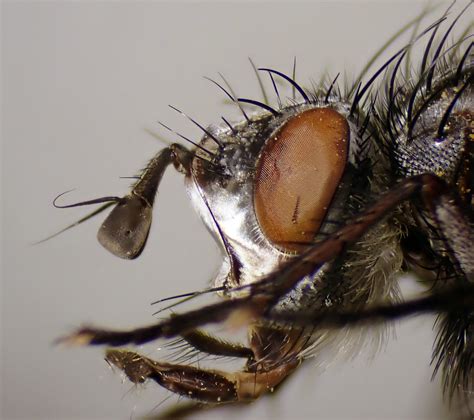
[2,1,470,419]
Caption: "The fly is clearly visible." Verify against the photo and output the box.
[49,2,473,418]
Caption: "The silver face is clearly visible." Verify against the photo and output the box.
[185,101,367,296]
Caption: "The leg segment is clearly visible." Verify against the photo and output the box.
[105,349,298,404]
[180,329,254,359]
[267,283,474,327]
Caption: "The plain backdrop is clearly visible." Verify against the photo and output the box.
[2,1,471,419]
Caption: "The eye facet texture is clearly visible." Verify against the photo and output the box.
[254,108,349,251]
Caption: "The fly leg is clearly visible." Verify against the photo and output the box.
[105,327,302,418]
[111,331,256,417]
[179,329,255,360]
[104,324,304,411]
[104,349,298,405]
[61,174,461,347]
[105,349,239,404]
[265,284,474,327]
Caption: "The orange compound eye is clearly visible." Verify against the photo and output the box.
[254,108,349,252]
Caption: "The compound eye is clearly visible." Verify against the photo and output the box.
[254,108,349,252]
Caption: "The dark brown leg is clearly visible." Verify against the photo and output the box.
[267,283,474,327]
[104,324,306,412]
[105,349,299,404]
[180,329,254,359]
[58,174,460,347]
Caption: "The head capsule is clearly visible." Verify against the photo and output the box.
[185,101,372,292]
